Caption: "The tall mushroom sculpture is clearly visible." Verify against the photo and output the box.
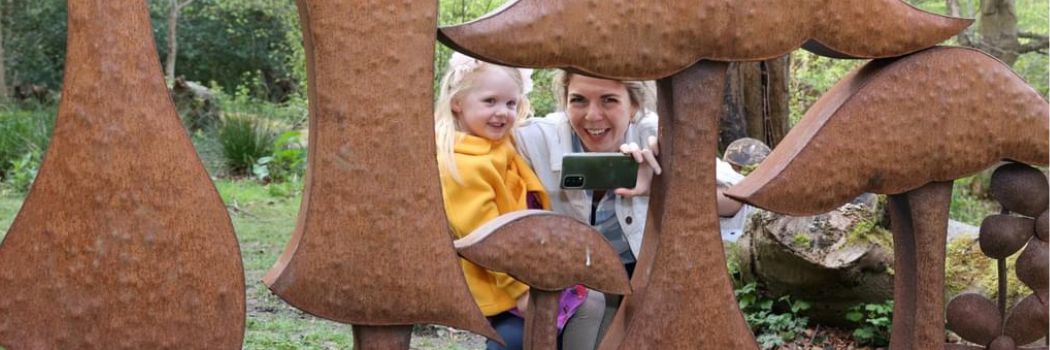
[0,0,244,348]
[455,210,631,350]
[440,1,970,348]
[726,47,1049,350]
[262,0,498,348]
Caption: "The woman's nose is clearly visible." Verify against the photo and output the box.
[585,104,603,120]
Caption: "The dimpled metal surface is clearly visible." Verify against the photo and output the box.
[1003,294,1050,346]
[262,0,497,342]
[438,0,970,80]
[979,215,1036,259]
[990,163,1050,218]
[1016,238,1048,300]
[727,47,1049,216]
[1037,211,1048,242]
[0,0,244,348]
[946,293,1003,345]
[454,210,630,294]
[599,62,759,350]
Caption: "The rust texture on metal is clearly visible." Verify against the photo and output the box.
[0,0,245,348]
[946,293,1003,346]
[261,0,497,341]
[438,0,969,80]
[988,336,1017,350]
[727,47,1050,216]
[990,163,1050,218]
[979,215,1036,259]
[454,210,630,293]
[1003,294,1050,346]
[351,325,413,350]
[1016,237,1048,300]
[599,61,759,350]
[886,181,953,350]
[454,210,630,350]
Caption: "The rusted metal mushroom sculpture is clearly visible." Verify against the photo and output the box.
[455,210,631,350]
[0,0,244,348]
[262,0,498,348]
[947,163,1049,350]
[726,47,1049,350]
[440,2,971,349]
[440,0,970,80]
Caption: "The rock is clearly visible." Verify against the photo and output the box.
[736,201,894,325]
[171,78,221,131]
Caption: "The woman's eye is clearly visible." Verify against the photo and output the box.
[602,97,619,104]
[569,96,585,105]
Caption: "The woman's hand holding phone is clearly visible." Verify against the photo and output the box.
[614,135,660,198]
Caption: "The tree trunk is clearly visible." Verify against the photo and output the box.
[978,0,1022,65]
[720,55,790,152]
[0,0,8,99]
[165,0,178,82]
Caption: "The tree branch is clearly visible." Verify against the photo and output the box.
[177,0,195,11]
[1018,32,1049,54]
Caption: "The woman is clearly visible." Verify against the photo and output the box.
[514,71,745,349]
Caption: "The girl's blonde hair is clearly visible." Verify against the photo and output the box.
[435,54,533,182]
[552,70,656,122]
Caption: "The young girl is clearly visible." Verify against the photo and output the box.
[436,53,590,350]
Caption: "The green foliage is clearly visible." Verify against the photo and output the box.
[252,131,306,184]
[788,51,863,126]
[3,0,68,90]
[3,149,42,194]
[735,282,811,350]
[950,177,1000,226]
[0,105,55,184]
[845,300,893,347]
[150,0,303,101]
[218,113,278,176]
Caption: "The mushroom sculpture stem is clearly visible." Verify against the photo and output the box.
[352,325,413,350]
[887,181,953,349]
[454,210,631,350]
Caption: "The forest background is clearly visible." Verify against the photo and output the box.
[0,0,1047,349]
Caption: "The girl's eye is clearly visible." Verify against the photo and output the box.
[507,100,518,108]
[483,97,497,104]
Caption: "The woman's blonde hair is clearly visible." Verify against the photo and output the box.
[435,55,532,182]
[551,70,656,122]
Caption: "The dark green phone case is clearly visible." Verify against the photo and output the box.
[560,153,639,190]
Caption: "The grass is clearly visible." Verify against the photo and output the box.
[0,180,479,350]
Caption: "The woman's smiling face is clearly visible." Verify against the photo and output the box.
[565,75,638,152]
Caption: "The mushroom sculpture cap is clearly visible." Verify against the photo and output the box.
[439,0,970,80]
[455,210,631,295]
[727,47,1049,216]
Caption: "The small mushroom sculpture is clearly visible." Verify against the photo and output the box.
[455,210,631,350]
[726,47,1048,350]
[0,0,244,348]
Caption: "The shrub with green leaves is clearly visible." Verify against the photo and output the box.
[0,106,55,182]
[845,300,893,347]
[735,282,811,350]
[252,130,306,183]
[218,113,277,176]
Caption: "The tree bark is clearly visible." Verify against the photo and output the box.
[978,0,1023,65]
[720,55,790,152]
[0,0,8,99]
[165,0,193,83]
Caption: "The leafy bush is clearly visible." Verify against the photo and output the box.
[0,106,55,181]
[845,300,893,347]
[3,149,43,194]
[218,113,277,176]
[735,282,811,350]
[252,130,306,183]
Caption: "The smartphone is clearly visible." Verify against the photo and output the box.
[560,153,638,190]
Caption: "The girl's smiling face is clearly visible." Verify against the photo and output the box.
[452,68,522,141]
[566,75,638,152]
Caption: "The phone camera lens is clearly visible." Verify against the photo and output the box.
[564,175,585,188]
